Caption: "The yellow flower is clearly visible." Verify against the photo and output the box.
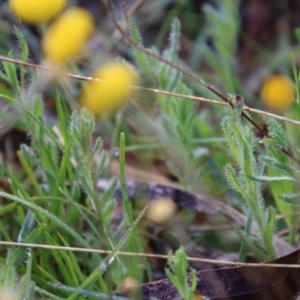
[80,61,139,117]
[260,75,295,111]
[146,197,177,224]
[42,8,94,63]
[10,0,66,24]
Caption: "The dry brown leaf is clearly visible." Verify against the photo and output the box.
[142,248,300,300]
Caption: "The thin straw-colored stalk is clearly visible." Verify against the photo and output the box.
[0,241,299,268]
[0,55,299,126]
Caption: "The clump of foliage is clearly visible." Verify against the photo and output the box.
[0,0,300,299]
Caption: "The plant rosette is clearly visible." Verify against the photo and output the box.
[42,8,94,63]
[10,0,66,24]
[80,61,140,117]
[260,74,296,112]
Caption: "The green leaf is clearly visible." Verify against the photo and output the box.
[58,187,100,239]
[265,141,295,228]
[261,155,292,175]
[165,268,181,293]
[3,50,19,89]
[19,248,34,299]
[0,81,14,98]
[202,1,239,91]
[165,247,195,300]
[0,191,90,248]
[291,54,300,105]
[12,225,47,267]
[168,18,181,58]
[57,232,85,283]
[278,193,300,204]
[129,20,152,77]
[45,234,74,285]
[248,175,295,183]
[0,251,16,287]
[225,165,250,202]
[13,25,29,62]
[263,207,276,257]
[34,286,64,300]
[99,178,117,225]
[48,283,128,299]
[119,132,152,280]
[66,205,148,300]
[285,100,300,148]
[237,229,269,261]
[55,89,69,142]
[190,268,197,292]
[221,117,241,165]
[17,210,35,243]
[94,151,106,186]
[295,28,300,43]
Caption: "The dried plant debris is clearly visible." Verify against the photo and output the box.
[141,248,300,300]
[98,179,295,256]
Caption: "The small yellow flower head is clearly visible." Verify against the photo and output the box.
[42,8,94,63]
[80,61,139,117]
[10,0,66,24]
[146,197,177,224]
[260,75,295,112]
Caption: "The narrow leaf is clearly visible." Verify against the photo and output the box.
[249,175,296,183]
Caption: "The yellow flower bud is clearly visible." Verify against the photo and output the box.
[10,0,66,24]
[146,197,177,224]
[120,277,139,296]
[80,61,139,117]
[42,8,94,63]
[260,75,295,112]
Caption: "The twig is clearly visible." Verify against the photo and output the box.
[120,0,129,25]
[0,241,299,268]
[1,55,300,127]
